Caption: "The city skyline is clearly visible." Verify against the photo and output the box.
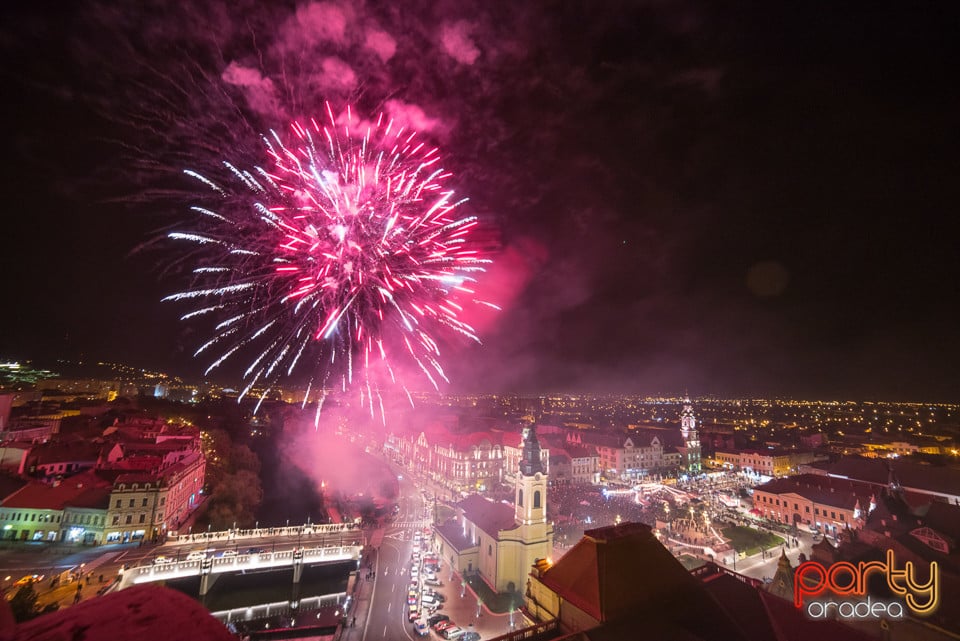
[1,3,959,401]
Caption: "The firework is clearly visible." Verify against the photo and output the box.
[165,104,494,419]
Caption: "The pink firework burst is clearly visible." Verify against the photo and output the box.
[165,104,495,418]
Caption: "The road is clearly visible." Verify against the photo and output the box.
[359,470,429,641]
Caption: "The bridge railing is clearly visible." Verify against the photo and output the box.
[211,591,349,625]
[168,522,361,544]
[123,545,361,589]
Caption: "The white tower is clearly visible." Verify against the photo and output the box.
[680,397,702,474]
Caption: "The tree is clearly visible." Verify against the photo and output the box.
[8,583,46,622]
[230,444,261,475]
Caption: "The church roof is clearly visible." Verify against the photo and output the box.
[434,521,479,553]
[458,494,518,539]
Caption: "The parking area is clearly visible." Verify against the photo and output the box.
[405,526,530,640]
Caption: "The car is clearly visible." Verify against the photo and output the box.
[432,592,446,603]
[422,594,437,606]
[410,566,419,578]
[424,571,437,581]
[424,578,443,587]
[13,574,43,588]
[413,619,429,637]
[244,547,264,555]
[427,614,450,626]
[461,632,481,641]
[408,593,419,605]
[410,578,419,590]
[433,621,452,633]
[153,556,174,565]
[186,551,209,561]
[217,550,237,558]
[442,626,464,639]
[422,601,441,614]
[407,605,420,621]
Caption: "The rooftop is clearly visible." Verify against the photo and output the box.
[458,494,518,539]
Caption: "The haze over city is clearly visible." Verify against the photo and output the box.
[0,2,958,641]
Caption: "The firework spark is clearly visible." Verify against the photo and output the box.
[165,104,493,420]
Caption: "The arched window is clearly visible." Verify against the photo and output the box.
[518,489,523,507]
[534,491,541,509]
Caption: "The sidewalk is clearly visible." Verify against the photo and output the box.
[336,536,380,641]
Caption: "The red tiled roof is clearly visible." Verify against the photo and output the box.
[538,522,751,639]
[754,474,875,511]
[1,471,112,510]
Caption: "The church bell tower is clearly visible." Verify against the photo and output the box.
[680,397,702,474]
[515,426,547,526]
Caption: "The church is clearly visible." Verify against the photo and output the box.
[433,426,554,594]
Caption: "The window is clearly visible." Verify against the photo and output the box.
[129,499,135,508]
[160,497,165,506]
[518,489,523,507]
[831,511,836,519]
[534,491,541,509]
[805,506,810,513]
[488,544,492,556]
[815,508,820,515]
[794,503,799,510]
[113,516,120,525]
[125,515,132,525]
[116,500,122,509]
[139,514,146,524]
[840,513,845,521]
[142,498,148,507]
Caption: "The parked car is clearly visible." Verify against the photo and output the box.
[461,632,481,641]
[153,556,174,565]
[424,578,443,587]
[433,621,452,633]
[413,619,429,637]
[442,626,464,639]
[408,593,419,605]
[186,551,209,561]
[427,614,450,626]
[407,605,420,621]
[217,550,237,558]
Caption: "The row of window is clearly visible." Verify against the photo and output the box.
[114,496,166,509]
[758,494,847,521]
[0,512,59,523]
[111,511,163,526]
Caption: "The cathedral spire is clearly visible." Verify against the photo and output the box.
[520,425,544,477]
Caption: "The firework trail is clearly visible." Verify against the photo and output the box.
[164,104,495,421]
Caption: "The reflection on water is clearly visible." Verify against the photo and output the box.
[164,560,354,611]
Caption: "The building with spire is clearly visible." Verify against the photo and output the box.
[433,426,554,594]
[679,396,702,475]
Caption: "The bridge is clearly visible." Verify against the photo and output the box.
[118,544,362,596]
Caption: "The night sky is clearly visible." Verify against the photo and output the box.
[1,2,958,400]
